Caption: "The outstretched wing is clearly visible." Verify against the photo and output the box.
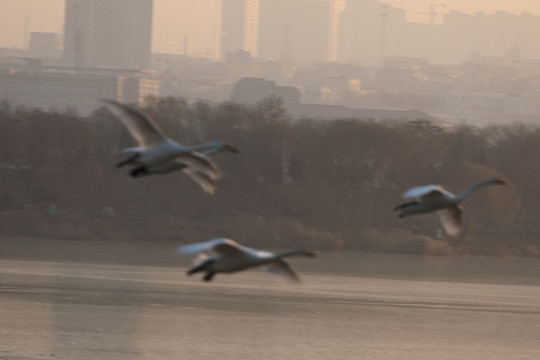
[266,259,300,282]
[182,167,217,194]
[203,144,239,157]
[176,152,223,180]
[103,99,166,148]
[176,238,245,256]
[403,185,443,199]
[436,205,463,236]
[404,185,456,208]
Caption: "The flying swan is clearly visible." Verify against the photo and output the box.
[393,176,505,236]
[102,99,238,193]
[176,238,316,282]
[133,145,238,194]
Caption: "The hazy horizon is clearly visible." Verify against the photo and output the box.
[1,0,540,58]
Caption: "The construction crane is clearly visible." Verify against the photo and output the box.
[23,16,29,49]
[382,0,447,24]
[417,1,447,25]
[379,3,389,65]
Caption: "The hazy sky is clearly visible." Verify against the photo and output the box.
[1,0,539,57]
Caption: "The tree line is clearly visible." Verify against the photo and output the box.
[0,97,537,257]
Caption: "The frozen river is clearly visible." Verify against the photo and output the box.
[1,238,540,360]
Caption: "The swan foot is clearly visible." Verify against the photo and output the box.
[187,259,214,276]
[187,263,207,275]
[131,166,149,177]
[203,272,216,282]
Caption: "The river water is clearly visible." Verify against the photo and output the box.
[1,238,540,359]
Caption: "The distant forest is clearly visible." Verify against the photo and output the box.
[0,97,537,257]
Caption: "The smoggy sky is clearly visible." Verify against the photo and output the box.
[1,0,539,58]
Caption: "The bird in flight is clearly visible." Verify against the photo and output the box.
[103,99,238,193]
[393,176,505,236]
[177,238,316,282]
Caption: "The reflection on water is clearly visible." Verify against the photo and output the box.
[3,237,540,285]
[301,251,540,285]
[48,263,141,359]
[1,239,540,360]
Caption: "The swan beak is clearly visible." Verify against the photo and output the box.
[303,249,316,257]
[224,144,239,153]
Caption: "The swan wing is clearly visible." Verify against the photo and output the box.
[177,238,245,256]
[436,205,463,236]
[145,160,218,195]
[403,185,443,199]
[103,99,167,148]
[181,167,217,194]
[176,152,223,181]
[404,185,456,207]
[420,189,456,205]
[202,144,239,157]
[149,160,187,174]
[120,146,144,154]
[266,259,300,282]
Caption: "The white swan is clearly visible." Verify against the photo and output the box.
[176,238,316,282]
[130,145,238,194]
[103,99,238,193]
[393,176,505,236]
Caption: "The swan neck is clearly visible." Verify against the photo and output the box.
[273,248,305,259]
[187,141,223,153]
[456,178,495,201]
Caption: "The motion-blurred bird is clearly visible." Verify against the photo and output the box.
[102,99,238,193]
[393,176,505,236]
[176,238,316,282]
[134,145,238,194]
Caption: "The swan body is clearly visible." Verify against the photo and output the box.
[103,99,238,193]
[176,238,315,282]
[131,145,238,194]
[393,176,505,236]
[138,144,238,176]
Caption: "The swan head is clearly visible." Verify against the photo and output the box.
[484,176,506,186]
[223,144,239,153]
[299,249,316,257]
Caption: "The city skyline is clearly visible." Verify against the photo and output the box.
[1,0,540,58]
[63,0,153,69]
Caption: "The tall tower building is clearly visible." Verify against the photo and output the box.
[328,0,345,62]
[63,0,153,69]
[258,0,331,64]
[221,0,259,59]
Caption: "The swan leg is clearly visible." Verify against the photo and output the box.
[116,153,140,168]
[187,266,203,276]
[131,166,149,177]
[187,260,212,276]
[203,272,216,282]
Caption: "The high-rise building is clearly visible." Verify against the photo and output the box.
[258,0,332,65]
[63,0,153,69]
[221,0,259,59]
[328,0,345,62]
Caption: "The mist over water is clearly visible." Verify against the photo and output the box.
[2,239,540,360]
